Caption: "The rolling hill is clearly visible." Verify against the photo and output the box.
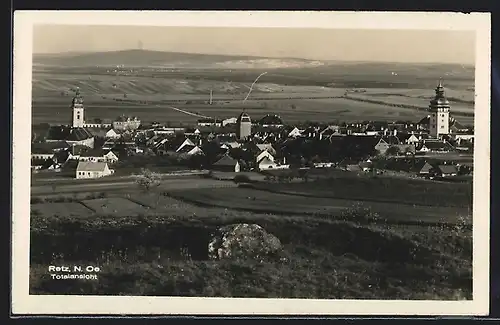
[33,49,328,69]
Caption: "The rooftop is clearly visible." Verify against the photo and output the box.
[76,161,108,172]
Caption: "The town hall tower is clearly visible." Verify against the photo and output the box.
[428,80,450,138]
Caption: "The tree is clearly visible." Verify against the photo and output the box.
[385,146,400,156]
[135,168,161,192]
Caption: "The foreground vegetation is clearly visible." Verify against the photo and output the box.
[30,207,472,299]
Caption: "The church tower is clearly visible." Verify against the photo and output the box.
[236,111,252,140]
[71,87,85,128]
[428,80,450,138]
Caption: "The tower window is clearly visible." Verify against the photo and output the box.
[440,125,444,129]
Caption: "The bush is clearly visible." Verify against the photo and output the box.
[233,174,251,184]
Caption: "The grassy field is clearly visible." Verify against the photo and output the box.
[168,187,470,226]
[30,205,472,299]
[253,171,472,208]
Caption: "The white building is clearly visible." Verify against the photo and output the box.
[76,161,114,179]
[105,129,123,139]
[71,88,85,128]
[113,115,141,131]
[429,80,450,138]
[287,127,302,138]
[78,149,119,163]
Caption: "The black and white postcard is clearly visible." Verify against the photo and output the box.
[12,11,491,315]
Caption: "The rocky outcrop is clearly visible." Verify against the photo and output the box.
[208,223,282,262]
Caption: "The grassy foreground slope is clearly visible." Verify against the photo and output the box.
[30,198,472,299]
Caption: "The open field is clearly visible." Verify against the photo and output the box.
[31,201,94,217]
[168,187,470,226]
[32,54,475,125]
[253,171,472,208]
[31,176,236,196]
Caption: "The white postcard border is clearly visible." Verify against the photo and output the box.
[12,11,491,316]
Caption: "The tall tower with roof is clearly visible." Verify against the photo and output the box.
[71,87,85,128]
[428,80,450,138]
[236,111,252,140]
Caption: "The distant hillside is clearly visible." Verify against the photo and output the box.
[33,49,327,69]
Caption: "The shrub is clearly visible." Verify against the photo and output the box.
[233,174,251,184]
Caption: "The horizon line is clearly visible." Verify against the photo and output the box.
[32,49,476,67]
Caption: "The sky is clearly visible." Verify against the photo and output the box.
[33,25,476,64]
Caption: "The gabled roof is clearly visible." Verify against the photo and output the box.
[80,148,115,157]
[381,135,401,145]
[397,133,420,142]
[437,164,458,174]
[213,154,238,167]
[417,115,431,125]
[255,143,276,154]
[177,144,199,154]
[76,161,108,172]
[47,126,93,142]
[258,156,274,165]
[32,141,70,154]
[422,140,454,150]
[418,161,435,173]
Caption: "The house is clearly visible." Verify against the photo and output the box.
[435,164,458,177]
[394,144,416,155]
[255,150,275,164]
[302,126,321,138]
[79,148,119,163]
[105,128,123,139]
[319,125,341,140]
[287,127,302,138]
[222,117,238,126]
[398,133,420,145]
[259,114,284,128]
[176,144,204,156]
[113,115,141,131]
[185,128,201,136]
[255,143,277,156]
[417,140,455,153]
[197,118,222,127]
[212,154,241,172]
[220,141,241,150]
[374,138,390,155]
[76,161,114,179]
[31,141,72,162]
[418,162,435,177]
[257,156,277,171]
[31,148,55,161]
[169,137,196,153]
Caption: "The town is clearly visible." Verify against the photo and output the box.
[31,81,474,183]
